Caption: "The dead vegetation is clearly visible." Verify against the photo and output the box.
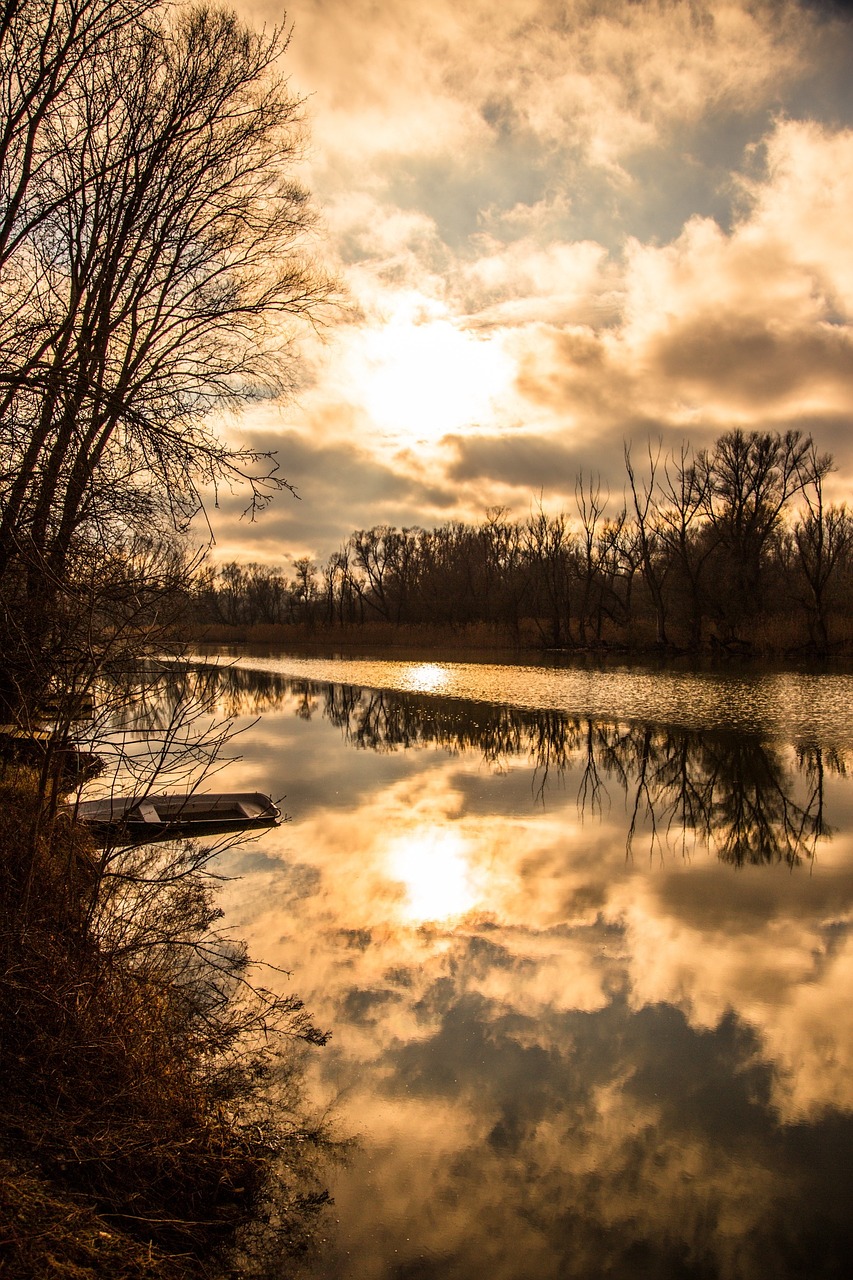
[0,768,332,1279]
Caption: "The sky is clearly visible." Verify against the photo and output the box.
[213,0,853,568]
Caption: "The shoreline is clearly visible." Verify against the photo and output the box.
[171,622,853,672]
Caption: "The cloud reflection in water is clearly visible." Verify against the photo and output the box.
[164,660,853,1279]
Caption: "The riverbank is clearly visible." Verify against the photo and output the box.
[182,618,528,657]
[177,617,853,662]
[0,768,330,1279]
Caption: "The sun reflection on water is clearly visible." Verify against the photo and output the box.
[400,662,450,694]
[388,827,476,923]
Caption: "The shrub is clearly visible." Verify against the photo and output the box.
[0,769,331,1278]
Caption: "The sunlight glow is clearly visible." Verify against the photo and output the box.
[388,827,476,923]
[401,662,450,694]
[357,295,512,444]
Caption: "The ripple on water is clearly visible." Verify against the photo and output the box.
[190,652,853,747]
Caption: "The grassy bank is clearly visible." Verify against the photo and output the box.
[181,618,526,655]
[178,615,853,662]
[0,768,330,1279]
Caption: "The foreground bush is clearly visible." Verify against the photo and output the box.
[0,770,330,1279]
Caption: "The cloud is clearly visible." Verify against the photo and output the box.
[742,118,853,312]
[212,3,853,564]
[650,314,853,410]
[444,430,623,497]
[205,419,460,562]
[504,117,853,487]
[453,236,618,327]
[283,1,818,172]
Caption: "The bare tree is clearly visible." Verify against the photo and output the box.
[0,1,335,712]
[291,556,316,623]
[523,501,572,647]
[479,506,526,633]
[0,1,159,270]
[696,429,820,637]
[595,505,629,639]
[624,441,668,646]
[574,472,608,646]
[655,444,711,649]
[350,527,396,620]
[791,444,852,653]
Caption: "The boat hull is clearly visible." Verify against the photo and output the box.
[68,792,281,841]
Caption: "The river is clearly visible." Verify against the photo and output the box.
[141,652,853,1278]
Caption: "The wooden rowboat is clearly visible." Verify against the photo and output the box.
[69,791,281,840]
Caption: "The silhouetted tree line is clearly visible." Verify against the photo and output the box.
[193,429,853,654]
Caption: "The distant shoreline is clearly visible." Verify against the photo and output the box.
[172,621,853,668]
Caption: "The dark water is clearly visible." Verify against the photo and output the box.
[158,656,853,1278]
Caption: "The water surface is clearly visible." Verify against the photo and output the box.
[163,656,853,1278]
[196,647,853,742]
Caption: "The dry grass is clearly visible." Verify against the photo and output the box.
[0,1156,185,1280]
[181,615,853,659]
[0,768,331,1280]
[179,619,525,652]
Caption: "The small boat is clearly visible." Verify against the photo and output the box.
[69,791,281,840]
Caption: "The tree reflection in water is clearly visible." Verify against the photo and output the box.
[173,662,842,869]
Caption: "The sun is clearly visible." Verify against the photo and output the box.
[356,294,513,445]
